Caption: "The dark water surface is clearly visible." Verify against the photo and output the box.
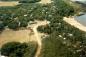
[72,0,86,4]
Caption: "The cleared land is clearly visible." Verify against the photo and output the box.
[0,20,49,57]
[64,17,86,32]
[0,1,19,6]
[39,0,52,4]
[0,20,49,47]
[0,28,36,47]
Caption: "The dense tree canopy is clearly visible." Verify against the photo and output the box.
[1,42,37,57]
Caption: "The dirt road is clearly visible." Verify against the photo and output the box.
[29,20,49,57]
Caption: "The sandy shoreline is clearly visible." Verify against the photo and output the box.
[64,17,86,32]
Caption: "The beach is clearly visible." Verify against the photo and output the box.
[64,17,86,32]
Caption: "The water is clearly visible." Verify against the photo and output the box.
[72,0,86,4]
[72,0,86,2]
[73,0,86,26]
[75,14,86,26]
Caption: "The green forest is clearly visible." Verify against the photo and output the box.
[0,0,86,57]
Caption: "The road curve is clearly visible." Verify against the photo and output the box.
[32,20,49,57]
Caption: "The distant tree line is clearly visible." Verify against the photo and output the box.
[0,0,41,3]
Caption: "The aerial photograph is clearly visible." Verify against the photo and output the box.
[0,0,86,57]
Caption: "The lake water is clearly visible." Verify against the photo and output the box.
[75,14,86,26]
[72,0,86,4]
[72,0,86,26]
[72,0,86,2]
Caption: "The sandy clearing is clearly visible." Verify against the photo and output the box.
[0,29,36,48]
[0,20,49,47]
[39,0,52,4]
[64,17,86,32]
[0,1,19,6]
[0,20,49,57]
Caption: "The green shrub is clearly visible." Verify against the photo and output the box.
[8,21,19,30]
[0,22,5,31]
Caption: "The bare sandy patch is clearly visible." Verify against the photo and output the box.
[64,17,86,32]
[0,1,19,6]
[0,20,49,57]
[0,20,49,47]
[0,29,36,48]
[39,0,52,4]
